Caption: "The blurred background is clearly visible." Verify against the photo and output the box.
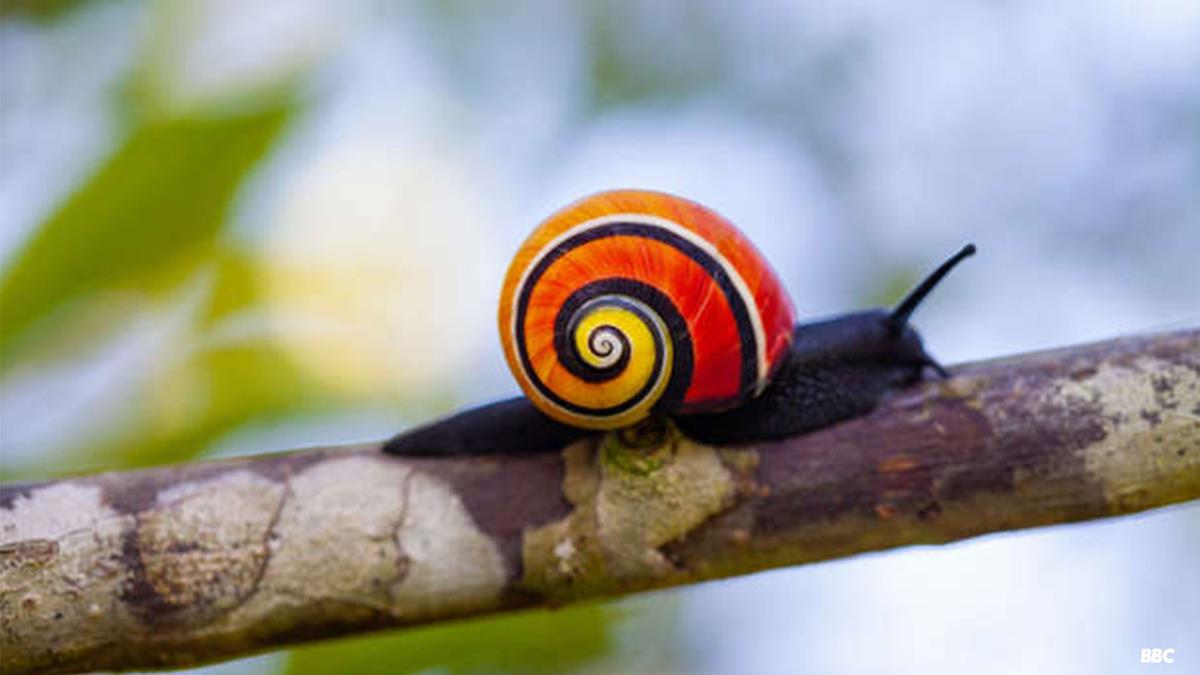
[2,1,1198,673]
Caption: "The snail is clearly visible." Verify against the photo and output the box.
[384,189,974,455]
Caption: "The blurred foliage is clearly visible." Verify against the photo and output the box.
[0,0,81,22]
[0,106,293,371]
[0,4,650,671]
[86,338,329,471]
[420,0,726,112]
[287,604,616,675]
[584,1,725,111]
[0,99,322,478]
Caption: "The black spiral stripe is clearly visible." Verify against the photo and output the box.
[514,221,756,418]
[546,279,694,416]
[586,325,624,363]
[559,299,633,384]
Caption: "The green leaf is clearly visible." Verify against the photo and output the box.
[286,603,615,675]
[200,247,265,325]
[0,0,82,22]
[0,105,293,371]
[103,337,327,470]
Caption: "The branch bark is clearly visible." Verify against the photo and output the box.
[3,329,1199,674]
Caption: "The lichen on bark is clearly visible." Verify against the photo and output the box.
[522,423,757,601]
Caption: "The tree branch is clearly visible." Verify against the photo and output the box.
[3,329,1198,674]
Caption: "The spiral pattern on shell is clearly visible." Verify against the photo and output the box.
[499,190,796,430]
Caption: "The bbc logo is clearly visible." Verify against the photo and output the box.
[1141,648,1176,664]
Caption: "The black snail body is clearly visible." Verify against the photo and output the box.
[384,190,975,456]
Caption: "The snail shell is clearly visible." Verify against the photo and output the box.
[499,190,796,430]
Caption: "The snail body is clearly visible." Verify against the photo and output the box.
[385,190,974,456]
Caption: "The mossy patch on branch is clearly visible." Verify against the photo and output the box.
[521,422,746,603]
